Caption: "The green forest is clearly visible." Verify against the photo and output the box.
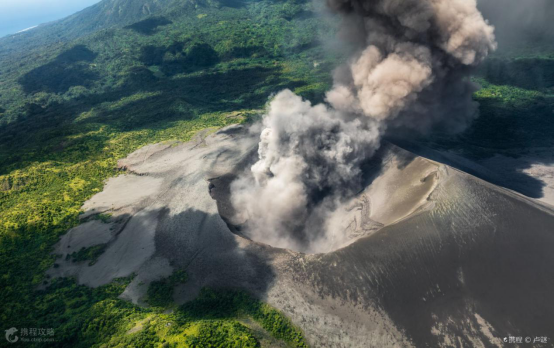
[0,0,330,346]
[0,0,553,347]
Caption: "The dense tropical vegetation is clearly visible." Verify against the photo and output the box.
[0,0,553,346]
[0,0,333,346]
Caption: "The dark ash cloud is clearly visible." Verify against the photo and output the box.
[231,0,496,253]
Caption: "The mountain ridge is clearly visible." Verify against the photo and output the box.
[0,0,217,58]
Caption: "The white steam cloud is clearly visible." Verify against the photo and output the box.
[230,0,496,253]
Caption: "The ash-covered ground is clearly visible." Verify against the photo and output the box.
[47,125,554,347]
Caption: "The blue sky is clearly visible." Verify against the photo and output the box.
[0,0,102,37]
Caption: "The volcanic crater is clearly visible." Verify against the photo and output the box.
[47,124,554,347]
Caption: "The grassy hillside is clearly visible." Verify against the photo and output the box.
[430,51,554,158]
[0,0,191,59]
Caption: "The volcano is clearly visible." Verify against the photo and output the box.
[47,124,554,347]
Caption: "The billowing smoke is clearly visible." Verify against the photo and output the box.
[231,91,381,252]
[231,0,496,253]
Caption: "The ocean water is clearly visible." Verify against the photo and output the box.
[0,0,101,37]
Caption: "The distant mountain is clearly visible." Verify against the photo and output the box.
[0,0,199,58]
[0,0,331,122]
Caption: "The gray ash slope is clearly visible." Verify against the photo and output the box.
[48,125,554,347]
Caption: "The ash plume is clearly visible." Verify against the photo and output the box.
[231,0,496,253]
